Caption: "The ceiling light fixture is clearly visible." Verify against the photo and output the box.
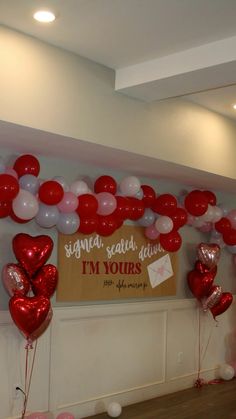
[33,10,56,23]
[233,104,236,110]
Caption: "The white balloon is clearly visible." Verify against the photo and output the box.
[191,216,205,228]
[211,206,223,223]
[19,174,40,195]
[70,180,89,196]
[36,203,60,228]
[56,212,80,234]
[219,364,234,380]
[227,209,236,229]
[211,229,221,239]
[201,205,215,222]
[155,216,173,234]
[107,402,122,418]
[12,189,39,220]
[209,235,225,249]
[119,176,140,197]
[218,203,229,216]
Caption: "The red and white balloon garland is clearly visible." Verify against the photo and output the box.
[1,153,236,254]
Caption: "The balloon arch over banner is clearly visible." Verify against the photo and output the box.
[1,153,236,253]
[0,153,235,415]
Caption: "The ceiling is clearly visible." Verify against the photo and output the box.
[0,0,236,118]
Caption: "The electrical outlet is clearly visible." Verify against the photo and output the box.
[13,384,24,400]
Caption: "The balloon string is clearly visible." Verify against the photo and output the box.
[197,306,201,381]
[21,344,30,418]
[200,316,215,364]
[195,309,218,388]
[21,340,38,418]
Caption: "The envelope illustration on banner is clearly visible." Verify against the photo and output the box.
[147,254,173,288]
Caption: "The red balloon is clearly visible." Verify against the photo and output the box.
[152,194,177,216]
[159,231,182,252]
[215,217,231,234]
[187,269,215,300]
[39,180,64,205]
[210,292,233,318]
[9,295,51,340]
[0,200,11,218]
[203,190,217,206]
[141,185,156,208]
[0,174,19,201]
[94,175,117,195]
[195,261,217,277]
[184,190,208,216]
[96,215,117,236]
[171,207,188,230]
[113,196,131,220]
[12,233,53,277]
[2,263,30,297]
[31,264,58,298]
[29,307,53,342]
[78,215,98,234]
[223,229,236,245]
[13,154,40,177]
[127,197,145,220]
[77,194,98,217]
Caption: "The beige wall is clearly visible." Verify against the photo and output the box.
[1,25,236,181]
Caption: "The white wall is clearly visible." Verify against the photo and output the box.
[1,24,236,418]
[1,25,236,180]
[2,299,235,418]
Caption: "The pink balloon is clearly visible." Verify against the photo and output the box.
[96,192,117,215]
[56,414,75,419]
[145,224,160,240]
[5,167,18,178]
[198,222,213,233]
[57,191,78,213]
[27,413,48,419]
[2,263,30,296]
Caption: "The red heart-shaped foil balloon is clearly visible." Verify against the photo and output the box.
[187,269,215,300]
[2,263,30,296]
[210,292,233,318]
[195,261,217,276]
[197,243,220,271]
[29,307,53,342]
[12,233,53,277]
[31,264,58,298]
[9,295,51,340]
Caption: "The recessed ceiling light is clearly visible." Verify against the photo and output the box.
[33,10,56,23]
[233,104,236,110]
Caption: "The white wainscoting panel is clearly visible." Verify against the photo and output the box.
[49,302,168,413]
[0,298,235,418]
[166,301,199,381]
